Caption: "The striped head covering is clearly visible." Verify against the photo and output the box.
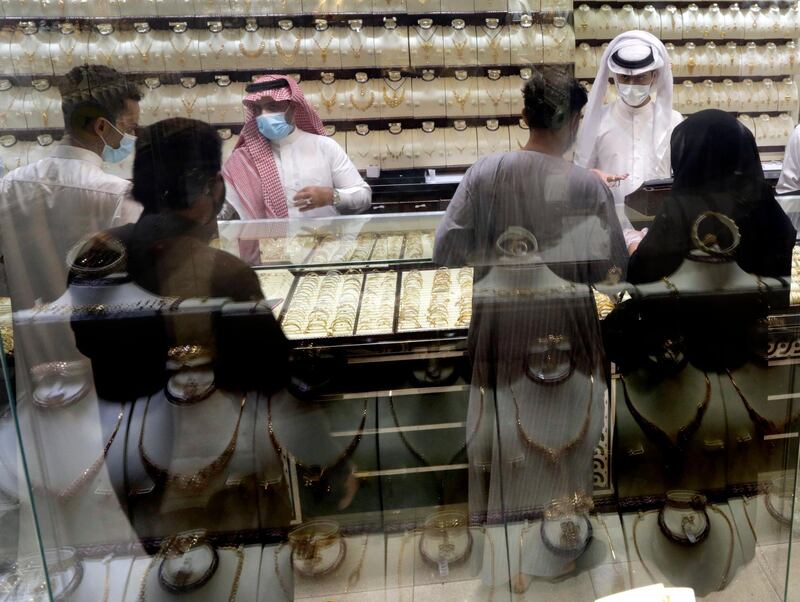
[222,74,325,219]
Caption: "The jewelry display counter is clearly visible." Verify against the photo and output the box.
[2,235,800,599]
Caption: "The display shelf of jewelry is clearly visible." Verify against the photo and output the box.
[281,271,365,339]
[356,271,399,335]
[259,234,317,265]
[256,269,296,318]
[0,12,576,26]
[397,268,473,332]
[254,230,435,269]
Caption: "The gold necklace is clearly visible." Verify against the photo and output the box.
[452,34,469,59]
[268,397,368,488]
[58,36,78,63]
[508,375,594,465]
[33,406,125,499]
[383,78,406,109]
[452,89,470,111]
[181,94,200,118]
[482,26,504,61]
[415,26,437,56]
[486,88,505,107]
[169,37,192,65]
[385,144,405,160]
[239,40,265,59]
[30,92,51,127]
[349,34,364,58]
[95,42,117,66]
[132,39,153,64]
[350,89,375,112]
[320,85,337,112]
[313,32,333,63]
[139,394,246,492]
[275,34,301,65]
[0,94,20,128]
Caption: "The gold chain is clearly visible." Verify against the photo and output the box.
[349,35,364,58]
[132,39,152,64]
[275,34,301,65]
[452,88,470,111]
[415,26,437,56]
[320,85,337,112]
[486,88,505,107]
[350,90,375,112]
[313,32,333,63]
[383,78,406,109]
[169,37,192,65]
[483,26,504,61]
[385,144,405,160]
[181,95,200,118]
[239,40,265,59]
[452,36,468,59]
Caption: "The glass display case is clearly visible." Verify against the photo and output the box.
[1,0,800,600]
[2,205,800,600]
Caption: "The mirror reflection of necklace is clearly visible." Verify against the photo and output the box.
[620,373,711,457]
[509,375,593,465]
[139,394,246,492]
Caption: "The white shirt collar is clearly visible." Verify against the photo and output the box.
[51,144,104,167]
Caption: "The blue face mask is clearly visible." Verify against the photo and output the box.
[99,120,136,164]
[256,112,294,141]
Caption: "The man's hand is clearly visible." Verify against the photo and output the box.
[293,186,334,212]
[591,169,629,188]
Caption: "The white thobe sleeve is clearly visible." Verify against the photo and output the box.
[326,140,372,214]
[777,125,800,195]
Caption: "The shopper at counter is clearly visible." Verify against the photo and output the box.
[434,66,627,281]
[106,118,267,302]
[628,110,796,283]
[574,30,683,252]
[0,65,142,309]
[221,75,371,220]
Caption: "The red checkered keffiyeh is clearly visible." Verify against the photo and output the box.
[222,75,325,219]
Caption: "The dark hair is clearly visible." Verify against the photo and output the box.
[522,67,588,130]
[59,65,143,133]
[132,118,222,213]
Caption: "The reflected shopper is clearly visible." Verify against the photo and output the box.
[628,110,796,283]
[222,74,371,219]
[0,65,142,309]
[434,66,627,279]
[433,67,626,589]
[107,118,268,302]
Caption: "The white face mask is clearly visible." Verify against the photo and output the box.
[616,80,652,107]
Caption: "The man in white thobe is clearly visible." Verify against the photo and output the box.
[222,75,371,220]
[0,65,143,309]
[574,30,683,252]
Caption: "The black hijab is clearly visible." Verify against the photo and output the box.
[628,110,796,283]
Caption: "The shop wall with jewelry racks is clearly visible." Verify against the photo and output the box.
[575,2,800,160]
[0,4,582,184]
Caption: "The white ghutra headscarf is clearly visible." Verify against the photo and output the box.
[574,30,674,169]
